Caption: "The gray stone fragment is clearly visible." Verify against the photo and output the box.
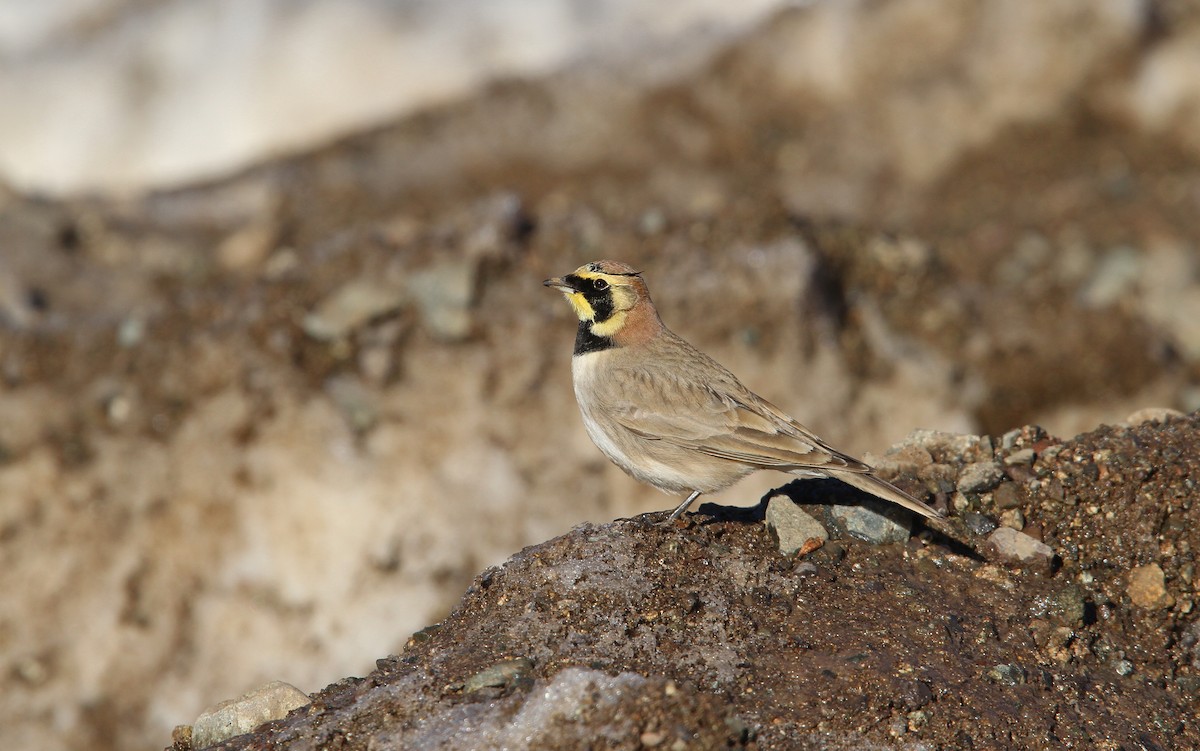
[983,527,1056,573]
[1048,585,1087,628]
[1004,448,1036,466]
[464,657,534,693]
[824,497,912,545]
[192,680,309,748]
[764,497,828,556]
[962,511,997,536]
[409,261,476,342]
[958,461,1006,493]
[303,279,407,341]
[992,482,1022,509]
[985,664,1027,685]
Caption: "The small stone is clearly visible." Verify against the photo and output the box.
[324,376,379,434]
[765,497,828,556]
[216,222,275,273]
[1079,246,1141,308]
[962,511,997,536]
[1124,407,1184,425]
[1128,563,1172,609]
[1004,448,1036,466]
[897,680,934,711]
[824,497,912,545]
[638,208,667,236]
[983,527,1056,574]
[906,710,929,732]
[463,657,534,693]
[1049,585,1087,628]
[117,317,146,348]
[998,508,1025,530]
[985,664,1026,685]
[992,482,1022,510]
[191,680,309,748]
[958,462,1005,493]
[409,261,477,342]
[171,724,192,751]
[1114,659,1134,676]
[303,280,407,341]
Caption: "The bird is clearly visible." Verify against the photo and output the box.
[543,259,944,525]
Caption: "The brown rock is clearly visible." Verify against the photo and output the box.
[1128,564,1172,609]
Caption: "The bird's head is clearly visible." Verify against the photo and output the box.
[543,260,651,338]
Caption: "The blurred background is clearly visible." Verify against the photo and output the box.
[1,0,1198,749]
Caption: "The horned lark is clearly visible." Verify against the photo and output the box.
[543,260,943,524]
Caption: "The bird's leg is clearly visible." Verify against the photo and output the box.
[662,490,703,525]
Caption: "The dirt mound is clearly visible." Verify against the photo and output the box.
[197,415,1200,750]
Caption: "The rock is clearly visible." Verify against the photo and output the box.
[1048,585,1087,628]
[898,429,992,464]
[824,497,913,545]
[1125,407,1185,426]
[962,511,998,536]
[409,261,477,342]
[216,222,276,273]
[998,508,1025,530]
[1004,448,1036,466]
[1128,563,1172,609]
[303,279,407,341]
[191,680,309,748]
[1181,621,1200,669]
[983,527,1056,574]
[764,497,828,556]
[1079,246,1141,308]
[324,375,379,434]
[985,664,1027,686]
[992,482,1023,510]
[463,657,535,694]
[958,461,1006,493]
[117,316,146,348]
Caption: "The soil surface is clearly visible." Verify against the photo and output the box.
[196,415,1200,750]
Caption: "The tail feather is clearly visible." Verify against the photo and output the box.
[833,471,944,520]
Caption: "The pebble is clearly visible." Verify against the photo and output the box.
[992,482,1022,510]
[958,462,1005,493]
[1124,407,1184,426]
[1079,246,1141,308]
[824,497,912,545]
[216,222,275,272]
[303,279,407,341]
[983,527,1056,574]
[409,261,476,342]
[962,511,997,536]
[985,664,1027,685]
[1004,448,1036,466]
[191,680,309,748]
[324,375,379,433]
[1127,563,1172,609]
[998,508,1025,530]
[464,657,535,693]
[765,497,828,556]
[117,317,146,348]
[1049,585,1087,628]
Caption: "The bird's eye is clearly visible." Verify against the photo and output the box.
[593,278,609,291]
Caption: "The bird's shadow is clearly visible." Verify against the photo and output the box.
[694,478,979,560]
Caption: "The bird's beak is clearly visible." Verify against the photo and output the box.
[543,276,575,292]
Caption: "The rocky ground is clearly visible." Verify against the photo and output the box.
[187,415,1200,750]
[2,1,1200,750]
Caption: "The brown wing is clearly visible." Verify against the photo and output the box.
[597,336,869,474]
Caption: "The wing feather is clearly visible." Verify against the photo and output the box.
[593,341,869,474]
